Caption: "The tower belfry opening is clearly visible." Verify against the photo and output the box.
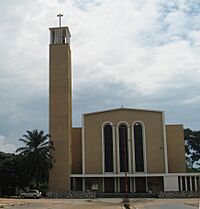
[49,14,71,45]
[49,27,71,44]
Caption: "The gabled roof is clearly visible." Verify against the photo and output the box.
[83,107,163,116]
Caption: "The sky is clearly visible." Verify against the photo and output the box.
[0,0,200,153]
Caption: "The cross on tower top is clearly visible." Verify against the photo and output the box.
[57,13,63,27]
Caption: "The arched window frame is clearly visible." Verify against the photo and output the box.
[132,121,147,173]
[116,121,131,173]
[102,121,116,174]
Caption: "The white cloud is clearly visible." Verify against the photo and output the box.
[70,0,200,93]
[0,135,17,153]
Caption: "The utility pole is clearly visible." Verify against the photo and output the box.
[122,125,130,209]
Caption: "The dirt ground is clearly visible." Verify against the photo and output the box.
[0,198,199,209]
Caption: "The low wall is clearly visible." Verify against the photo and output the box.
[47,191,200,199]
[158,191,200,198]
[96,193,157,198]
[47,191,96,199]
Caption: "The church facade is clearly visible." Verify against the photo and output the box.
[48,23,200,194]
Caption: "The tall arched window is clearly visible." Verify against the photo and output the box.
[134,122,144,172]
[104,124,113,172]
[119,124,129,172]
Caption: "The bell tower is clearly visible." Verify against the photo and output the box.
[49,14,72,192]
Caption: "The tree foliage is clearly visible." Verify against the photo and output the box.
[16,130,55,187]
[184,128,200,171]
[0,152,29,195]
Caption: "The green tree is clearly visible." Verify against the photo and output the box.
[16,130,55,187]
[0,152,29,196]
[0,152,17,195]
[184,128,200,171]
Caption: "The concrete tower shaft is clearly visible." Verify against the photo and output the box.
[49,26,72,192]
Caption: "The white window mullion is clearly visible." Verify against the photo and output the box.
[180,176,183,191]
[190,176,192,191]
[114,177,117,192]
[185,177,188,191]
[83,177,85,192]
[130,178,133,192]
[194,177,197,191]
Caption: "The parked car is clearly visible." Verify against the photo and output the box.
[20,190,42,199]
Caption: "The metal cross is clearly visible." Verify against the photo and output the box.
[57,13,63,27]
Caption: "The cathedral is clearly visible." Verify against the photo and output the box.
[48,20,200,194]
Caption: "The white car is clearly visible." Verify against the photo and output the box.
[20,190,42,199]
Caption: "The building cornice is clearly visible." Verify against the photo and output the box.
[83,107,163,116]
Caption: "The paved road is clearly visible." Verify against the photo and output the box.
[1,198,121,209]
[143,203,196,209]
[1,198,200,209]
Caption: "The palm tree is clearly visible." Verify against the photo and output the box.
[16,130,55,188]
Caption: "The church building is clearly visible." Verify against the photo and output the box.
[48,19,200,194]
